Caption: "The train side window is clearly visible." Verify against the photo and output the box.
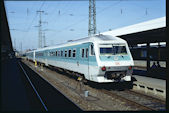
[90,44,95,55]
[61,50,63,57]
[56,50,57,56]
[58,51,60,57]
[86,48,88,58]
[73,49,76,57]
[82,49,85,58]
[65,50,67,57]
[68,50,71,57]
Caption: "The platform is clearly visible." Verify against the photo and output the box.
[1,58,81,111]
[1,58,32,110]
[132,75,166,99]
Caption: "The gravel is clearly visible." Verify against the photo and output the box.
[22,59,146,111]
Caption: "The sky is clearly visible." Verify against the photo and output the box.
[4,0,166,52]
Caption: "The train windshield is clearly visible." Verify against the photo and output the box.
[100,44,127,55]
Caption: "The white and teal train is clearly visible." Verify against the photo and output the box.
[26,34,134,83]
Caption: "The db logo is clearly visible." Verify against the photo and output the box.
[115,62,120,65]
[114,56,118,60]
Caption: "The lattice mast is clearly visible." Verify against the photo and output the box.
[88,0,96,36]
[37,10,44,48]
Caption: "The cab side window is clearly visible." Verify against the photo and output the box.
[90,44,95,55]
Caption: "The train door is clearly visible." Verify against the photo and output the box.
[86,46,90,79]
[81,45,90,80]
[86,43,93,80]
[78,44,90,80]
[88,43,95,81]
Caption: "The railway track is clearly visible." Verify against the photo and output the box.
[125,90,165,110]
[22,59,166,111]
[48,65,166,111]
[101,89,166,111]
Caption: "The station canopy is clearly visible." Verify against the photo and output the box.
[1,2,13,53]
[102,17,166,45]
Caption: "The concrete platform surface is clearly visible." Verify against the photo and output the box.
[1,58,81,111]
[133,75,166,89]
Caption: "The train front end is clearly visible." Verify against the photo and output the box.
[96,42,134,83]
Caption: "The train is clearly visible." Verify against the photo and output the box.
[25,34,134,83]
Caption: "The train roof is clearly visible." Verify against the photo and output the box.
[27,35,126,52]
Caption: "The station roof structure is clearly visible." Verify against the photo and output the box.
[1,1,13,53]
[102,17,166,45]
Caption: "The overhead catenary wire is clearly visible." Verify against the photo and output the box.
[44,1,77,31]
[43,1,74,23]
[22,1,47,50]
[46,1,118,38]
[48,0,122,38]
[25,0,46,32]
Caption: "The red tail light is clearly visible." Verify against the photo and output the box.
[101,66,106,71]
[128,66,132,70]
